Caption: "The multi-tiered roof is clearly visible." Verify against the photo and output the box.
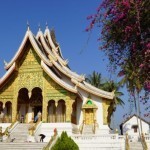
[0,26,114,100]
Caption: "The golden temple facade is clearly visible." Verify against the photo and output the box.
[0,26,114,128]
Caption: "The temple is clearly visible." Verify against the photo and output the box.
[0,26,114,136]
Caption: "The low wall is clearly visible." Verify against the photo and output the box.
[72,134,125,150]
[0,123,11,132]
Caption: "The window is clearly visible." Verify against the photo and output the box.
[132,125,138,133]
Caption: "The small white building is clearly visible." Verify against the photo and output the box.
[120,114,150,141]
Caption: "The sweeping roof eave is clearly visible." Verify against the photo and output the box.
[5,29,52,70]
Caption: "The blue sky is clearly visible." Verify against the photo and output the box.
[0,0,148,129]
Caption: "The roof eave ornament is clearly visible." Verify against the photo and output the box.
[4,60,8,66]
[65,59,69,65]
[38,23,41,31]
[46,22,49,29]
[81,74,85,80]
[27,20,30,31]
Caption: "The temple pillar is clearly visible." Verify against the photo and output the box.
[25,104,29,123]
[82,109,85,123]
[12,100,17,122]
[2,102,5,109]
[55,101,58,122]
[42,100,48,122]
[66,95,75,122]
[93,109,96,120]
[102,100,111,125]
[28,91,32,99]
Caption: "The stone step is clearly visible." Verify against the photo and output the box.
[82,125,94,134]
[7,123,32,143]
[0,142,46,150]
[129,142,143,150]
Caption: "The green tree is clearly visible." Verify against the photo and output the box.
[85,71,102,88]
[51,131,79,150]
[86,0,150,91]
[86,71,124,127]
[101,80,124,126]
[119,61,143,138]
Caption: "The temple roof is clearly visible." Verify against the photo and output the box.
[0,27,114,100]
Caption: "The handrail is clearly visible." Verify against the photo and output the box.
[3,121,18,136]
[28,118,41,136]
[42,128,58,150]
[80,120,85,134]
[93,120,97,134]
[34,121,42,135]
[141,133,148,150]
[0,121,18,142]
[125,133,130,150]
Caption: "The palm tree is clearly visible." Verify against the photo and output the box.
[85,71,102,88]
[119,60,143,142]
[101,80,124,127]
[86,71,124,127]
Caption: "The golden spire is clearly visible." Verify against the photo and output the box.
[27,20,30,31]
[46,22,49,29]
[38,23,41,31]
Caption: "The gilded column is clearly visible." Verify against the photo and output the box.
[25,104,29,123]
[42,100,48,122]
[42,75,47,122]
[12,99,17,122]
[66,94,75,122]
[82,109,85,123]
[93,109,96,120]
[55,101,58,122]
[102,100,110,125]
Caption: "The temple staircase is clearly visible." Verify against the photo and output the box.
[9,123,30,142]
[129,142,143,150]
[82,125,93,135]
[0,143,46,150]
[0,123,47,150]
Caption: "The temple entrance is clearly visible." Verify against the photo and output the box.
[17,87,43,123]
[85,109,94,125]
[34,106,42,119]
[17,88,29,123]
[82,99,98,125]
[30,87,43,122]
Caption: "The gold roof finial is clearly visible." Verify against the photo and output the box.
[46,22,49,29]
[4,60,8,66]
[27,20,30,31]
[38,23,41,31]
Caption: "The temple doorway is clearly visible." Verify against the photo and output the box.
[85,109,94,125]
[30,87,43,122]
[17,88,29,123]
[34,106,42,119]
[82,99,98,125]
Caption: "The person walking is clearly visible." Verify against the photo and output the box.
[39,134,46,142]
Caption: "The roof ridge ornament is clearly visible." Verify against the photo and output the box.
[38,23,41,31]
[27,20,30,31]
[65,59,69,64]
[46,22,48,29]
[4,60,8,66]
[81,74,85,79]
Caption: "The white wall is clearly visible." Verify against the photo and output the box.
[77,88,109,133]
[123,116,150,135]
